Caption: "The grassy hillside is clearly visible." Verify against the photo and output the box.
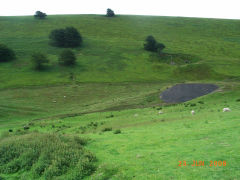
[1,14,240,179]
[1,82,240,179]
[1,15,240,88]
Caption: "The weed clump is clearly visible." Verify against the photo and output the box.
[87,122,98,128]
[106,114,114,118]
[113,129,121,134]
[102,127,112,132]
[0,132,96,179]
[156,107,162,110]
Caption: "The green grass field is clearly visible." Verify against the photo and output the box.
[0,14,240,179]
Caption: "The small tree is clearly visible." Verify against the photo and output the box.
[49,29,66,47]
[106,8,115,17]
[144,35,157,52]
[34,11,47,19]
[31,53,49,70]
[59,50,76,66]
[64,27,82,47]
[49,27,82,48]
[144,35,165,53]
[0,44,16,62]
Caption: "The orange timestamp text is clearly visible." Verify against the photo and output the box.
[178,160,227,167]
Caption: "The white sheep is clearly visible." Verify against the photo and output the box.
[223,108,231,112]
[158,110,163,114]
[191,110,195,115]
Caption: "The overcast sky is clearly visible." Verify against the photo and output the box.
[1,0,240,19]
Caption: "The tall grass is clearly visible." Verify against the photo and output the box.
[0,132,96,179]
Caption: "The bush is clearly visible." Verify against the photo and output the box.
[0,133,96,179]
[144,36,157,52]
[34,11,47,19]
[0,44,16,62]
[102,127,112,132]
[106,114,114,118]
[49,27,82,48]
[144,36,165,53]
[156,107,162,110]
[106,8,115,17]
[59,49,76,66]
[31,53,49,70]
[113,129,121,134]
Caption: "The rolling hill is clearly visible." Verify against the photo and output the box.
[0,14,240,179]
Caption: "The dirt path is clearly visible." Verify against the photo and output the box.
[160,83,218,103]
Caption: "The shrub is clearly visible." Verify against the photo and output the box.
[59,49,76,66]
[236,98,240,102]
[102,127,112,132]
[0,44,16,62]
[144,36,157,52]
[34,11,47,19]
[0,133,96,179]
[49,27,82,48]
[106,114,114,118]
[106,8,115,17]
[144,36,165,53]
[73,136,88,146]
[113,129,121,134]
[31,53,49,70]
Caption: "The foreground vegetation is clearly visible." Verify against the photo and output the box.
[1,14,240,179]
[1,81,240,179]
[0,133,96,179]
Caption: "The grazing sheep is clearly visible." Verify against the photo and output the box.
[64,96,66,98]
[223,108,231,112]
[191,110,195,115]
[158,110,163,114]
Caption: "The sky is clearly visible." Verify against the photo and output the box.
[0,0,240,19]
